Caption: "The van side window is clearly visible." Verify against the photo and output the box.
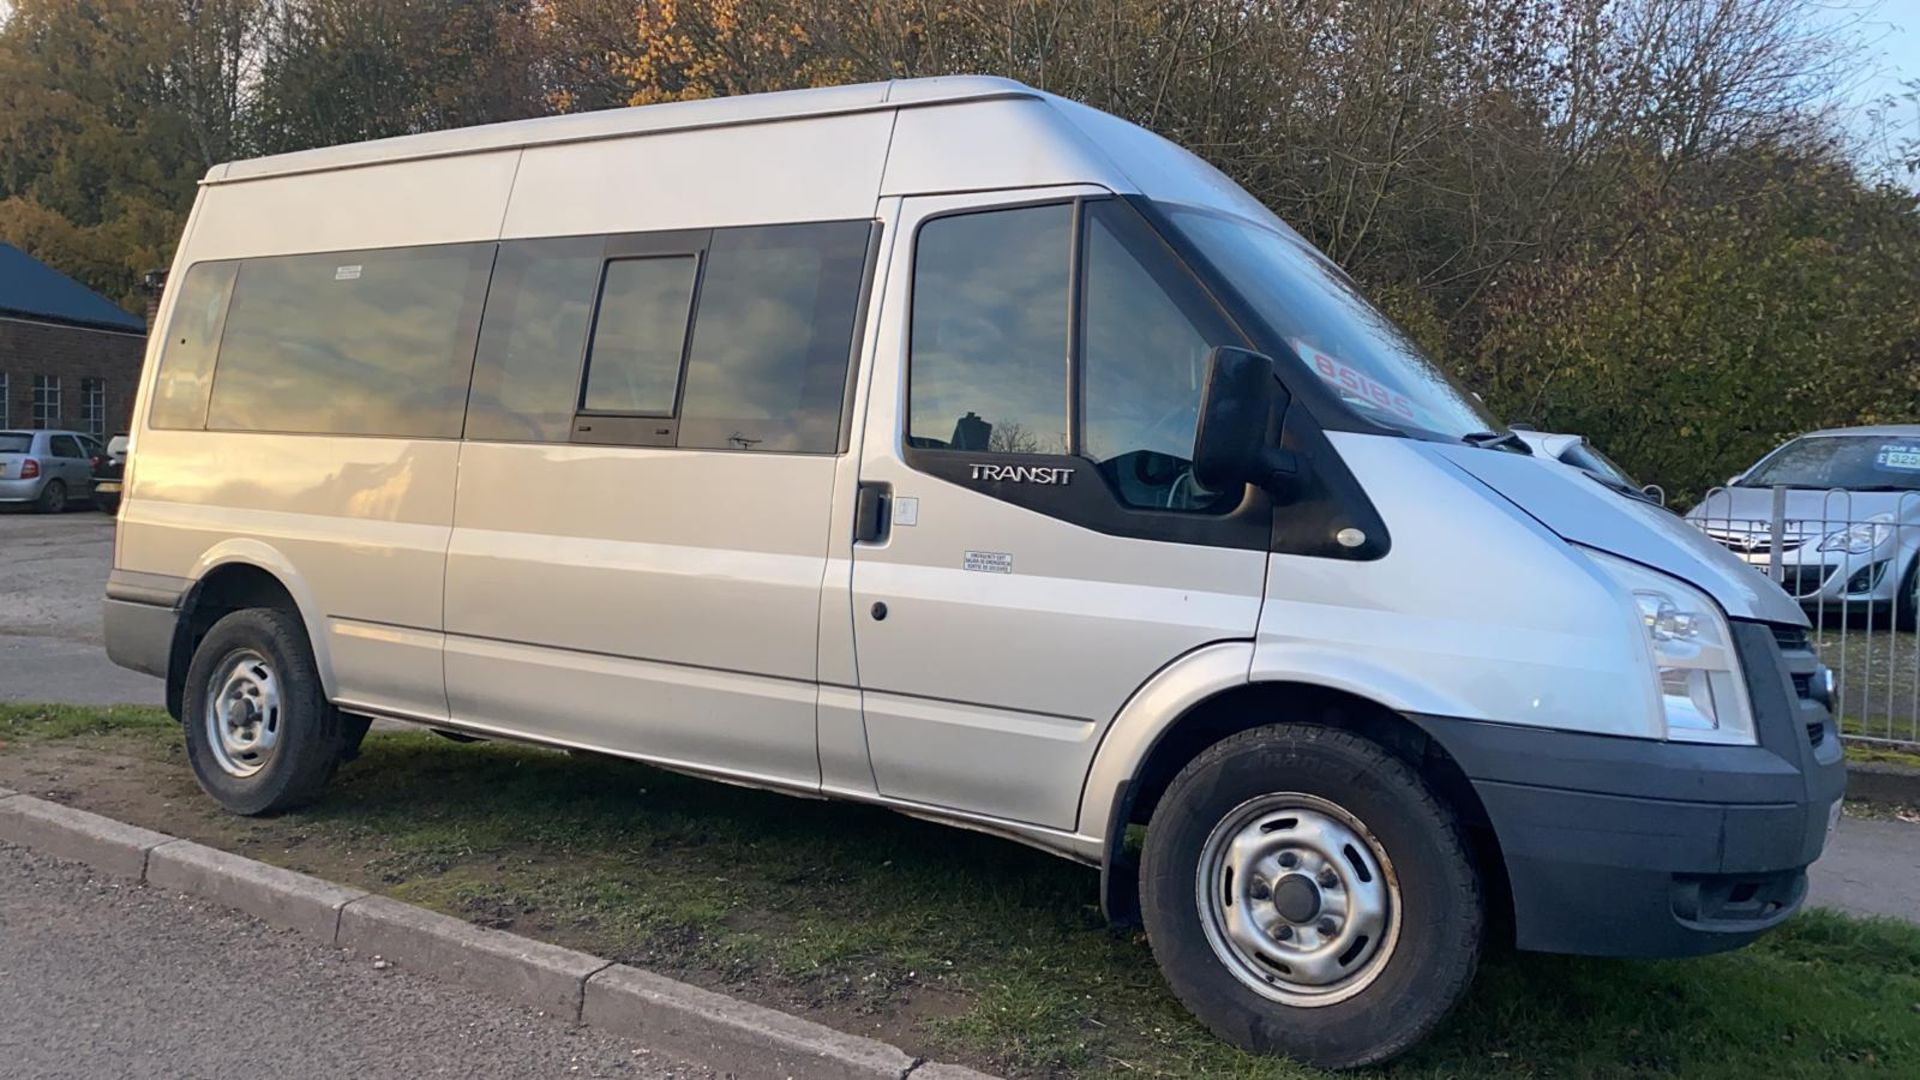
[678,222,869,453]
[148,262,239,430]
[208,244,493,438]
[581,256,699,415]
[465,237,602,442]
[908,204,1071,454]
[906,199,1234,514]
[1080,203,1227,511]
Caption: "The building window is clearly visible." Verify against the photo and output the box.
[81,378,105,437]
[31,375,60,429]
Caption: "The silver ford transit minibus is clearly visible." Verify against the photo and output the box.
[103,76,1843,1068]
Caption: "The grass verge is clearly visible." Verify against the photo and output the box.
[1,703,1916,1078]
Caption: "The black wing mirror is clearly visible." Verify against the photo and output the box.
[1191,346,1298,497]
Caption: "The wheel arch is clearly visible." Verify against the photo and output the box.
[1084,661,1508,933]
[168,544,335,718]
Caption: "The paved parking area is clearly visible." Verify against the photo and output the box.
[0,510,162,704]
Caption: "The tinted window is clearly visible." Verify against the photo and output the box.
[208,244,494,437]
[581,256,698,415]
[679,222,869,452]
[466,237,603,441]
[1081,206,1222,510]
[909,205,1071,454]
[1743,435,1920,492]
[149,262,237,430]
[0,433,28,453]
[50,434,83,458]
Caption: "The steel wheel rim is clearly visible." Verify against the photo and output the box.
[204,648,281,778]
[1196,792,1400,1007]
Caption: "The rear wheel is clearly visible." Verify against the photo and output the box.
[94,492,120,515]
[34,479,66,514]
[181,608,346,815]
[1141,724,1482,1069]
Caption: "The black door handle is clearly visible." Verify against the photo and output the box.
[854,482,891,543]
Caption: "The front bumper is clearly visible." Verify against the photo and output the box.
[1414,621,1843,957]
[1711,537,1904,607]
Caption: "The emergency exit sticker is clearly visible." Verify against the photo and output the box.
[963,550,1012,574]
[334,265,363,281]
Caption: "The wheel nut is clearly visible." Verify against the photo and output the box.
[1317,917,1338,934]
[1278,851,1298,869]
[1318,869,1339,889]
[1274,925,1293,941]
[1249,878,1271,901]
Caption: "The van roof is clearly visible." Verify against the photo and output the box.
[211,76,1038,184]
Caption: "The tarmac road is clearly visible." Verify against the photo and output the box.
[0,841,712,1080]
[0,510,162,705]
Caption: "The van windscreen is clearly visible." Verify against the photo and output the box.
[1168,207,1497,441]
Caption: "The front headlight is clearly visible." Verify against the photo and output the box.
[1583,549,1757,745]
[1818,513,1893,553]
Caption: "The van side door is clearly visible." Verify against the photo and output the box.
[847,192,1272,831]
[443,220,876,787]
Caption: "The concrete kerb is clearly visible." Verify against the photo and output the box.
[0,793,174,879]
[1848,760,1920,807]
[147,839,367,943]
[0,792,1002,1080]
[337,895,611,1021]
[584,963,918,1080]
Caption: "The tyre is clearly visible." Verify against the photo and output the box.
[1140,724,1482,1069]
[34,479,66,514]
[94,492,120,515]
[181,608,346,815]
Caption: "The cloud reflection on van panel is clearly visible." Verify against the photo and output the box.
[207,243,494,438]
[678,221,869,453]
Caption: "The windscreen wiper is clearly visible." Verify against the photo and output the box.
[1460,430,1534,455]
[1580,469,1661,506]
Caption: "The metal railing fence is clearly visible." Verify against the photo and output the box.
[1688,486,1920,749]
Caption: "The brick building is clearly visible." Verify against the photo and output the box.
[0,243,147,438]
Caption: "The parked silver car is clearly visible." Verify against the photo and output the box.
[1687,425,1920,626]
[0,429,101,513]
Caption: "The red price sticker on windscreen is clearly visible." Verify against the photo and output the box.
[1292,340,1416,422]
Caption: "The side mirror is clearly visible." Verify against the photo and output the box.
[1192,346,1298,495]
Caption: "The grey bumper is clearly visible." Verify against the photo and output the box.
[102,570,189,680]
[1412,621,1844,958]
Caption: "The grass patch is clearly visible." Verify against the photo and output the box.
[0,702,174,744]
[2,707,1918,1077]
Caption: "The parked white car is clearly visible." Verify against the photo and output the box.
[103,77,1841,1068]
[1512,428,1664,506]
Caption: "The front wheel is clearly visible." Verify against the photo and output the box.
[181,608,347,815]
[1141,724,1482,1069]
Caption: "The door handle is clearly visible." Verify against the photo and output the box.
[854,482,891,544]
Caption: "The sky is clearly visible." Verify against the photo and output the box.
[1825,0,1920,179]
